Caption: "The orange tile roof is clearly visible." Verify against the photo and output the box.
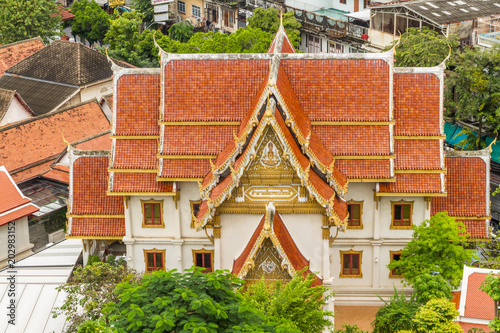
[464,272,495,320]
[113,139,157,169]
[313,125,390,156]
[0,204,39,227]
[161,126,238,155]
[0,37,44,76]
[394,73,441,136]
[163,60,269,121]
[71,218,125,237]
[10,159,55,183]
[56,6,75,21]
[0,166,32,213]
[75,133,111,151]
[42,167,69,184]
[72,156,123,215]
[281,59,390,121]
[161,159,209,178]
[115,74,160,135]
[457,220,487,239]
[394,139,441,170]
[379,173,442,193]
[111,173,173,193]
[232,211,321,286]
[0,101,110,177]
[336,160,391,179]
[431,156,488,217]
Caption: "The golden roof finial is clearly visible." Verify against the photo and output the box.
[489,136,498,153]
[280,7,283,27]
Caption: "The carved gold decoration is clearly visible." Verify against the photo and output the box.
[244,238,292,285]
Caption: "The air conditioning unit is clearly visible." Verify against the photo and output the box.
[196,17,203,23]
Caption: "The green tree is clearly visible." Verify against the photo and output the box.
[372,288,420,333]
[388,212,476,289]
[453,126,487,151]
[243,271,334,333]
[104,10,143,65]
[99,268,299,332]
[70,0,110,45]
[480,273,500,333]
[445,45,500,142]
[52,262,140,333]
[168,20,194,43]
[334,324,368,333]
[411,273,452,305]
[0,0,62,44]
[247,7,301,49]
[413,298,462,333]
[132,0,154,23]
[383,27,459,67]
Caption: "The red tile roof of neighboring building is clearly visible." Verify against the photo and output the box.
[458,220,488,239]
[0,37,44,76]
[281,59,391,121]
[464,272,495,320]
[163,60,269,122]
[72,156,123,215]
[0,166,39,226]
[0,101,110,181]
[11,160,55,183]
[394,73,441,136]
[56,6,75,21]
[432,156,488,217]
[42,165,70,184]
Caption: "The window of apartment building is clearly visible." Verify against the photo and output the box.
[141,200,164,228]
[307,35,322,53]
[347,201,363,229]
[144,249,165,272]
[177,0,185,13]
[328,42,344,53]
[340,250,363,278]
[391,201,413,229]
[389,250,403,278]
[340,0,347,4]
[364,0,371,8]
[193,249,213,272]
[192,5,201,18]
[190,200,202,228]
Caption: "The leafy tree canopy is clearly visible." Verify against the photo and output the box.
[247,7,301,49]
[168,21,194,43]
[132,0,154,23]
[445,45,500,138]
[243,271,334,333]
[53,261,140,333]
[104,10,144,65]
[383,27,459,67]
[413,298,462,333]
[0,0,62,44]
[99,268,299,332]
[388,212,476,288]
[411,273,452,305]
[70,0,110,45]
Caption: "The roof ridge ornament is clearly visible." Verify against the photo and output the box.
[105,47,124,73]
[264,202,276,231]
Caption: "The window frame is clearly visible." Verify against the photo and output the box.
[192,4,201,18]
[347,200,363,229]
[390,200,414,229]
[389,250,404,278]
[340,250,363,278]
[192,248,214,272]
[190,200,202,228]
[340,0,347,4]
[143,248,166,272]
[177,0,185,13]
[141,199,164,228]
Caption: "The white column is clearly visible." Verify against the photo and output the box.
[214,238,221,270]
[173,239,183,271]
[123,238,135,269]
[323,238,331,280]
[173,197,181,239]
[372,241,382,288]
[124,197,132,238]
[373,197,380,240]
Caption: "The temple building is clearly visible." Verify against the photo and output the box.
[66,26,491,309]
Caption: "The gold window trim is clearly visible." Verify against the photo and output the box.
[192,248,214,271]
[390,200,414,230]
[389,250,404,278]
[141,199,165,228]
[347,200,364,229]
[190,200,202,229]
[143,248,166,271]
[340,249,363,278]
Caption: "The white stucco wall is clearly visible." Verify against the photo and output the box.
[0,217,34,268]
[80,81,113,104]
[0,97,33,127]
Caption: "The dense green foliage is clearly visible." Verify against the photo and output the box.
[445,45,500,139]
[53,262,139,332]
[0,0,62,44]
[452,126,487,151]
[383,27,459,67]
[411,273,452,305]
[132,0,154,23]
[243,272,334,332]
[480,274,500,332]
[99,268,298,332]
[413,298,462,333]
[334,324,368,333]
[70,0,110,44]
[387,212,476,288]
[372,288,419,333]
[168,21,194,43]
[247,8,301,49]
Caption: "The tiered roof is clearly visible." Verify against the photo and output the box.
[0,166,38,226]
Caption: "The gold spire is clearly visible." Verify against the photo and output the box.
[280,7,283,27]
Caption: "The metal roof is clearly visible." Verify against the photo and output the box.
[372,0,500,25]
[0,239,82,333]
